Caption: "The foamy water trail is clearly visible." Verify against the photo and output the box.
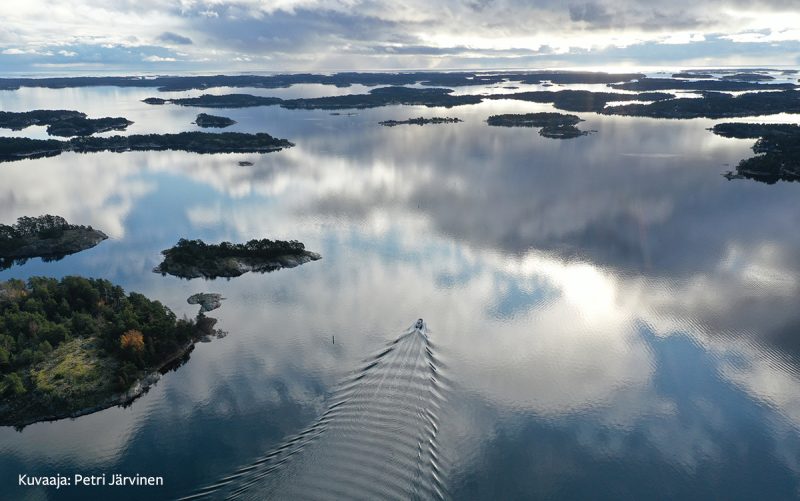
[181,319,448,501]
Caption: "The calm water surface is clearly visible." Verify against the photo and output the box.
[1,79,800,500]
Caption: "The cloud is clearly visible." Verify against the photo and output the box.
[158,31,193,45]
[1,0,800,70]
[569,2,614,26]
[143,54,177,62]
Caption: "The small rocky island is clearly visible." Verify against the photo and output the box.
[0,110,132,137]
[379,117,462,127]
[188,292,224,313]
[154,238,321,279]
[0,276,221,427]
[0,215,107,270]
[712,122,800,183]
[193,113,236,128]
[0,131,293,163]
[487,112,591,139]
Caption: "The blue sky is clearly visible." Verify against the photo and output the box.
[1,0,799,73]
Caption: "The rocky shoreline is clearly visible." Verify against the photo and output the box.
[0,339,198,428]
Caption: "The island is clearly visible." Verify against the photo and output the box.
[193,113,236,128]
[154,238,321,279]
[146,94,283,108]
[0,131,293,163]
[601,90,800,119]
[508,71,645,85]
[188,292,224,313]
[379,117,462,127]
[0,276,222,427]
[672,72,714,79]
[609,77,794,92]
[720,73,775,82]
[0,215,107,270]
[2,71,794,95]
[712,122,800,183]
[486,90,675,112]
[486,112,592,139]
[144,87,483,110]
[144,87,675,113]
[0,71,647,93]
[0,110,132,137]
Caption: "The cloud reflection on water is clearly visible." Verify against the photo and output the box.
[1,86,799,498]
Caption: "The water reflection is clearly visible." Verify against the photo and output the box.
[1,85,799,499]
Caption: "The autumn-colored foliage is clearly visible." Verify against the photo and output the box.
[120,330,145,353]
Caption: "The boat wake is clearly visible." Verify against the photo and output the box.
[181,319,448,500]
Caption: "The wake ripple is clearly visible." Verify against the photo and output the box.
[181,319,448,501]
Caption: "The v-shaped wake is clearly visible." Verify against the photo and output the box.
[181,319,447,501]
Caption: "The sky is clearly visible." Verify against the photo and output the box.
[1,0,799,74]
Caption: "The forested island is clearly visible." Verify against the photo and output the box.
[719,73,775,82]
[193,113,236,128]
[0,276,220,427]
[144,87,673,113]
[0,110,132,137]
[130,76,800,119]
[0,131,293,163]
[0,71,648,92]
[5,71,793,95]
[145,94,283,108]
[712,122,800,183]
[487,112,591,139]
[609,78,794,92]
[379,117,462,126]
[154,238,321,279]
[672,72,714,79]
[144,87,483,110]
[0,215,107,270]
[602,90,800,119]
[486,90,675,112]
